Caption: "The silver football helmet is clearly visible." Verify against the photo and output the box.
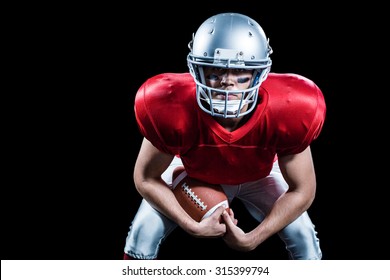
[187,13,272,118]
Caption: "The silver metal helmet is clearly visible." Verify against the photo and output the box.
[187,13,272,118]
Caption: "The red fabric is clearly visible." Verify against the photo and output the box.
[123,253,134,260]
[134,72,326,185]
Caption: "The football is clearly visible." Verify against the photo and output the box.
[172,167,229,222]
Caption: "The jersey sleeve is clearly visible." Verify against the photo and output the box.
[270,74,326,156]
[134,73,198,155]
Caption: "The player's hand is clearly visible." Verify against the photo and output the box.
[191,206,228,238]
[221,209,253,252]
[224,207,238,225]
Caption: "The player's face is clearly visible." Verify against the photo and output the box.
[203,67,253,101]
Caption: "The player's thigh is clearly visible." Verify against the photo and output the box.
[233,162,288,219]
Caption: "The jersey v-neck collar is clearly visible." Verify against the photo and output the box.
[201,89,268,144]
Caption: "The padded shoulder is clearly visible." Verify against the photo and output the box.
[262,73,326,155]
[134,73,198,154]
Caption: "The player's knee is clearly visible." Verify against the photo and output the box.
[281,217,321,260]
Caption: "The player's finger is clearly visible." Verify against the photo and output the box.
[222,209,235,228]
[227,208,238,225]
[211,205,227,217]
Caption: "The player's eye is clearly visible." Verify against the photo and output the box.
[206,74,220,81]
[237,77,251,83]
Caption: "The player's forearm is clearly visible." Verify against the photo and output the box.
[249,190,314,248]
[134,178,198,232]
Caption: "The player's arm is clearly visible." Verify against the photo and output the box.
[134,137,227,237]
[222,146,316,251]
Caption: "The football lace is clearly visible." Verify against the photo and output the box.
[180,182,207,211]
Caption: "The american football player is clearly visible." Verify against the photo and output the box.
[124,12,326,260]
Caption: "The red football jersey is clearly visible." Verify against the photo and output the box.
[134,72,326,185]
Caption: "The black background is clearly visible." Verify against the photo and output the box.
[3,2,387,260]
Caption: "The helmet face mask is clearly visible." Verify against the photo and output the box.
[187,13,272,118]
